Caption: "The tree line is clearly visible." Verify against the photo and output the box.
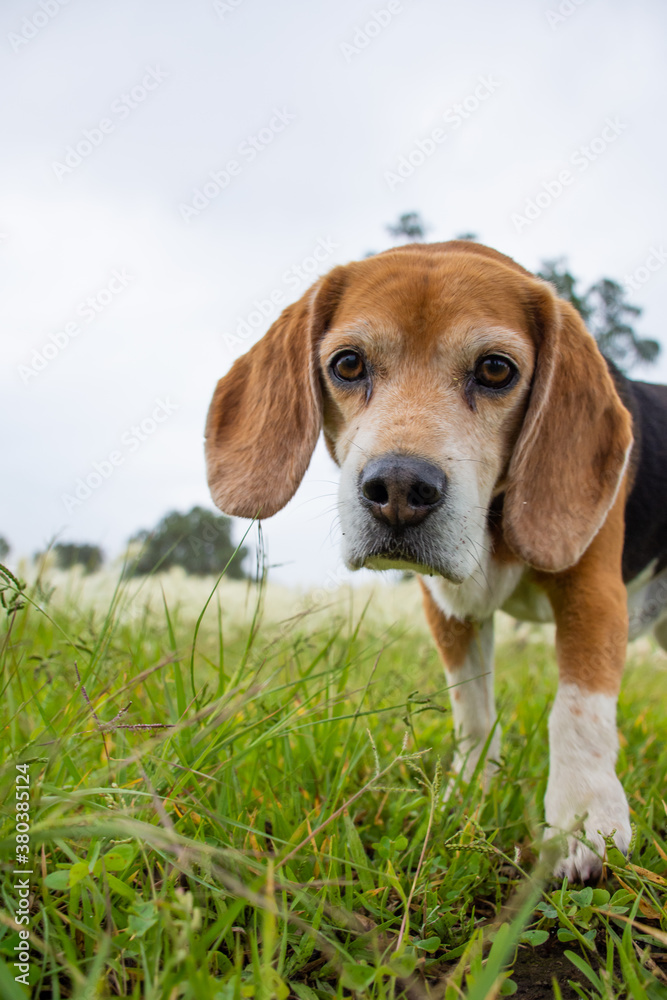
[0,507,249,579]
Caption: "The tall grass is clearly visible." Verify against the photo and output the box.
[1,563,666,999]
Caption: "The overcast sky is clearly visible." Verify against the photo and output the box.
[3,0,666,586]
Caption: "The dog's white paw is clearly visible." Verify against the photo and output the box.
[544,683,630,880]
[544,770,631,880]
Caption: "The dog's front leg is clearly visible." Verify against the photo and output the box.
[539,501,631,880]
[420,581,499,784]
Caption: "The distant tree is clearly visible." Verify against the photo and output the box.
[128,507,248,578]
[386,211,429,242]
[587,278,660,369]
[386,214,478,245]
[537,258,660,373]
[536,258,591,320]
[52,543,104,574]
[0,537,9,561]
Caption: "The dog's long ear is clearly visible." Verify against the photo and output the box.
[205,268,348,519]
[503,285,633,573]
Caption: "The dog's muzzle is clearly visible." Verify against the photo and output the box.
[359,453,447,529]
[343,451,471,580]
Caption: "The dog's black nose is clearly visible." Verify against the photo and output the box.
[359,454,447,528]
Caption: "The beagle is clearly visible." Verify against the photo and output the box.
[205,241,667,881]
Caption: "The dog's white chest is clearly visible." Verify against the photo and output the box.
[421,537,525,622]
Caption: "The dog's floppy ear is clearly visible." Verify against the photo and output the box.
[205,268,348,519]
[503,285,633,573]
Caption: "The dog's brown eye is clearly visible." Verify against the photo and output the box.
[473,355,516,390]
[331,351,366,383]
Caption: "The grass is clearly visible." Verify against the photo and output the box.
[1,561,666,999]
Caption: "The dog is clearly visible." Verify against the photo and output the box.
[204,240,667,880]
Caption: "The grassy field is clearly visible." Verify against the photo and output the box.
[1,562,667,999]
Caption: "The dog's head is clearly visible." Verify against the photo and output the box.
[205,242,632,578]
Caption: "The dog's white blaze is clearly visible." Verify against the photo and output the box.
[544,683,631,879]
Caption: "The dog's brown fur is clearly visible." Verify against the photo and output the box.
[205,240,640,879]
